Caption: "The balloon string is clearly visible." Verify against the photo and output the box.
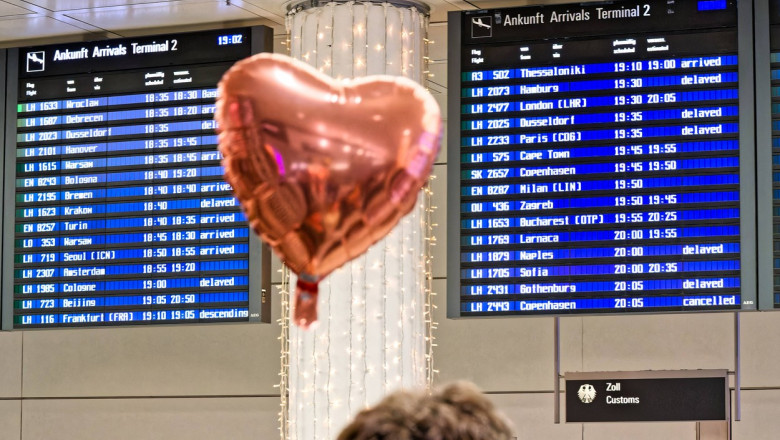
[294,278,319,329]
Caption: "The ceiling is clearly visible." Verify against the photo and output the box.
[0,0,555,48]
[0,0,571,104]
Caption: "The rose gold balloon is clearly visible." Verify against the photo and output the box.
[215,53,441,329]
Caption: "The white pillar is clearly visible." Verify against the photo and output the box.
[284,1,431,439]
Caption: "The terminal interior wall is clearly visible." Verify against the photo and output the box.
[1,25,780,440]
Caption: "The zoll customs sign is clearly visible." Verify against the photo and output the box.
[565,370,728,422]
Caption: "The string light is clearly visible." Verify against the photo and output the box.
[424,175,439,388]
[282,2,435,439]
[278,267,291,440]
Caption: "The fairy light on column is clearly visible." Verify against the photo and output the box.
[277,268,291,440]
[281,1,433,438]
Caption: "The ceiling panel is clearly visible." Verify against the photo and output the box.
[0,16,87,42]
[428,0,472,23]
[0,1,33,16]
[240,0,289,16]
[63,1,262,32]
[468,0,576,8]
[14,0,197,12]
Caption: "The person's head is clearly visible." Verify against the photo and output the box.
[337,381,514,440]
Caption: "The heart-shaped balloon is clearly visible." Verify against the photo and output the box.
[215,53,441,328]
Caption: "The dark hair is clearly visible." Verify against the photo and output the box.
[337,381,514,440]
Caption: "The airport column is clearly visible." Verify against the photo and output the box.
[285,1,432,438]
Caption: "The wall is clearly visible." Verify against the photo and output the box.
[0,16,779,440]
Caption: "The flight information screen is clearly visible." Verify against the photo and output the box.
[2,27,272,328]
[447,0,755,317]
[770,0,780,308]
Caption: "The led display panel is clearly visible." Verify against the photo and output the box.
[447,0,756,317]
[754,0,780,309]
[0,49,5,324]
[2,27,273,328]
[765,0,780,308]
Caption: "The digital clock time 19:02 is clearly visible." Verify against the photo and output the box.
[218,34,243,45]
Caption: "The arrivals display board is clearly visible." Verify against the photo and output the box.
[760,0,780,309]
[1,27,273,328]
[447,0,757,317]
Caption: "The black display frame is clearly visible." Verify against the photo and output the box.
[447,0,758,318]
[1,26,274,329]
[0,49,7,328]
